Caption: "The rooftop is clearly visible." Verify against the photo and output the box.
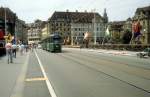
[49,11,103,23]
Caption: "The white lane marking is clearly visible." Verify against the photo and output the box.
[35,51,57,97]
[25,77,48,82]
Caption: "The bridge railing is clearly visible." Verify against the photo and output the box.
[88,44,150,51]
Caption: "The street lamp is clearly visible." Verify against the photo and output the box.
[92,9,96,45]
[4,7,7,35]
[14,15,18,44]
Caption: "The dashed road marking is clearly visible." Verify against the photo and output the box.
[35,51,58,97]
[25,77,48,82]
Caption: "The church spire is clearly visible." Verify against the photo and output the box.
[103,8,108,23]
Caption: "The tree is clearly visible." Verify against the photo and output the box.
[122,30,132,44]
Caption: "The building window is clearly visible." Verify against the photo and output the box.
[68,32,70,35]
[63,23,65,26]
[142,35,145,42]
[143,21,146,26]
[60,23,62,26]
[56,23,58,26]
[75,28,77,31]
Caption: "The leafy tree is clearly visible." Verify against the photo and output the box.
[122,30,132,44]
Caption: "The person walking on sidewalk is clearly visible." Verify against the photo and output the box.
[12,43,17,58]
[5,41,13,64]
[19,43,24,55]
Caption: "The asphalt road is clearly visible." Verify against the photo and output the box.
[35,48,150,97]
[1,48,150,97]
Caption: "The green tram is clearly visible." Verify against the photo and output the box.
[41,34,62,52]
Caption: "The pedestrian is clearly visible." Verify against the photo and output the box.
[5,41,13,64]
[12,43,17,58]
[19,43,24,55]
[24,44,28,52]
[30,44,33,52]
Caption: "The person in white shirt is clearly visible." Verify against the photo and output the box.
[19,43,24,55]
[5,41,13,63]
[12,43,17,58]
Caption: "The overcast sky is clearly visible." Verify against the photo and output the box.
[0,0,150,23]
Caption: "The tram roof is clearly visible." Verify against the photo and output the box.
[42,34,61,41]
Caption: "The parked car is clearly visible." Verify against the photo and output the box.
[137,48,150,58]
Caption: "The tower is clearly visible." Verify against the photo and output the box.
[103,8,108,23]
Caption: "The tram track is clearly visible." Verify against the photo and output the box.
[75,49,150,70]
[55,52,150,94]
[38,49,150,80]
[36,49,150,94]
[63,51,150,80]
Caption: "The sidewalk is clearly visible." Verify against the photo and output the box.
[64,47,138,57]
[86,49,138,57]
[0,51,29,97]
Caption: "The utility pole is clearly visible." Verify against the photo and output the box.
[4,7,7,36]
[91,9,97,45]
[92,9,97,45]
[15,18,17,44]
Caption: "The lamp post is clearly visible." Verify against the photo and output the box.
[92,9,96,45]
[4,7,7,36]
[15,18,17,44]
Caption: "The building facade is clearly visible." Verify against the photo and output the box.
[108,21,125,44]
[41,22,49,40]
[123,18,132,32]
[48,11,71,44]
[0,7,16,36]
[0,7,27,44]
[71,13,105,45]
[71,23,92,45]
[15,19,27,44]
[109,6,150,44]
[48,11,106,45]
[27,20,45,44]
[132,6,150,44]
